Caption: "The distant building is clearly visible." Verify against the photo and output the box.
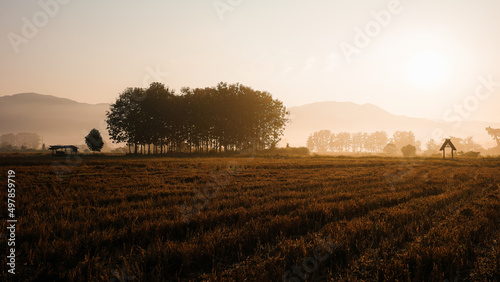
[439,139,456,159]
[48,145,78,155]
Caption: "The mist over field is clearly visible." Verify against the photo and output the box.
[1,0,500,281]
[1,93,499,155]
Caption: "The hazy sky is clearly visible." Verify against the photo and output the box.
[1,0,500,122]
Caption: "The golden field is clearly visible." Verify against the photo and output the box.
[0,154,499,281]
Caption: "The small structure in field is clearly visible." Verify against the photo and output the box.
[439,139,456,160]
[48,145,78,155]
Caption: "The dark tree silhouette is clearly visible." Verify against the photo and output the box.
[106,87,145,153]
[85,128,104,152]
[106,82,288,154]
[401,144,417,157]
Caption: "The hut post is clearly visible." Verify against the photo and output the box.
[440,138,457,160]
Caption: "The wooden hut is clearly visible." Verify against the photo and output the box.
[439,139,456,160]
[48,145,78,155]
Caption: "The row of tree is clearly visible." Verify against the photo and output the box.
[0,133,41,151]
[425,136,483,154]
[106,82,288,154]
[307,130,407,153]
[307,129,489,155]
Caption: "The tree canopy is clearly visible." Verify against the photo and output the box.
[106,82,288,154]
[307,130,389,153]
[486,127,500,147]
[85,128,104,152]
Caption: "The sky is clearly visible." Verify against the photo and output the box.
[1,0,500,123]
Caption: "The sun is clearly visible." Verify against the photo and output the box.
[407,51,449,89]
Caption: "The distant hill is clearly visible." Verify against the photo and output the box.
[0,93,110,147]
[281,101,500,149]
[0,94,498,151]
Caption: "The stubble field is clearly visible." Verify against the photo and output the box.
[0,154,499,281]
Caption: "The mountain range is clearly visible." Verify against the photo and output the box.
[282,101,499,148]
[0,93,109,147]
[0,93,498,149]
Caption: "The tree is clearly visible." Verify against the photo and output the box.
[16,133,41,149]
[0,133,41,150]
[306,130,331,153]
[463,136,484,152]
[335,132,351,152]
[85,128,104,152]
[307,131,390,153]
[393,131,416,149]
[0,134,16,148]
[370,131,388,152]
[106,82,288,154]
[401,144,417,157]
[486,127,500,147]
[106,87,145,153]
[384,143,398,156]
[425,139,439,155]
[449,136,466,152]
[306,134,316,152]
[414,140,422,152]
[351,132,364,152]
[316,130,332,153]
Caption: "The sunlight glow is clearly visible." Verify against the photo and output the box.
[407,51,449,89]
